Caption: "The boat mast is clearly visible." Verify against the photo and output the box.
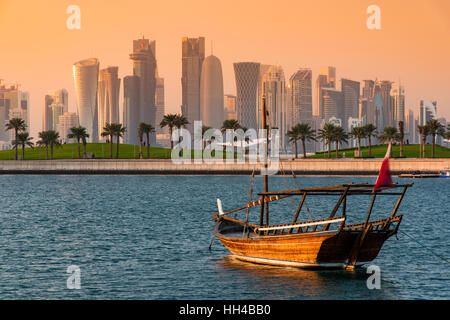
[262,96,269,226]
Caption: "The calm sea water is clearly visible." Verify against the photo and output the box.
[0,175,448,300]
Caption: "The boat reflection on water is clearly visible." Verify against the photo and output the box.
[216,255,400,299]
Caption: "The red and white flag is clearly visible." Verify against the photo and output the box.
[373,142,393,192]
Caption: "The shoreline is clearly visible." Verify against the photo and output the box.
[0,159,448,175]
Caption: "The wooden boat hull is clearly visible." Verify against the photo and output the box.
[215,219,394,269]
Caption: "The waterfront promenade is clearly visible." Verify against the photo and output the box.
[0,158,448,175]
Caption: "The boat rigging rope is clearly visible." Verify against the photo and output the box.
[289,163,314,220]
[398,230,449,265]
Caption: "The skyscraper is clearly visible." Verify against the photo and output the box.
[51,103,65,131]
[390,83,405,125]
[224,95,237,120]
[380,81,393,128]
[233,62,261,130]
[123,75,140,145]
[200,54,224,129]
[262,65,286,148]
[130,37,157,133]
[418,100,437,126]
[405,109,415,144]
[98,66,120,140]
[289,68,312,125]
[0,82,30,142]
[57,112,79,144]
[155,69,165,135]
[359,80,376,126]
[43,89,68,131]
[341,78,360,128]
[322,88,344,122]
[73,58,100,142]
[181,37,205,133]
[315,66,336,118]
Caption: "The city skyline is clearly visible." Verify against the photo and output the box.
[0,0,449,140]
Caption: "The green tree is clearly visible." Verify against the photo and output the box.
[317,123,337,159]
[363,124,378,158]
[112,123,126,159]
[160,114,178,150]
[398,121,405,157]
[139,122,155,159]
[67,126,90,159]
[350,126,367,157]
[12,132,34,160]
[221,119,242,133]
[37,130,61,160]
[331,126,348,158]
[287,123,316,159]
[5,118,27,160]
[378,127,399,158]
[426,119,445,158]
[101,123,115,158]
[417,125,430,158]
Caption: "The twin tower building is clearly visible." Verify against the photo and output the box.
[72,36,224,145]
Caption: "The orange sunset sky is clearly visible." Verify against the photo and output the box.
[0,0,449,138]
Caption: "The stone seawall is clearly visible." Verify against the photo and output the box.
[0,159,448,175]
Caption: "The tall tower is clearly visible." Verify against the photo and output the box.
[123,76,140,145]
[130,37,157,129]
[315,66,336,118]
[181,37,205,133]
[380,81,393,128]
[341,78,360,129]
[289,68,313,125]
[98,66,120,139]
[200,55,224,129]
[155,72,165,136]
[262,65,286,148]
[233,62,260,130]
[390,82,405,125]
[73,58,99,142]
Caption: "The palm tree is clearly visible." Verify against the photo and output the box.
[174,114,189,130]
[101,123,115,158]
[317,123,337,159]
[350,126,367,157]
[363,124,378,158]
[417,125,430,158]
[67,126,90,159]
[139,122,155,159]
[12,132,34,160]
[426,119,445,158]
[37,130,61,160]
[5,118,27,160]
[398,121,405,157]
[160,114,178,149]
[378,127,398,158]
[287,123,316,159]
[112,123,126,159]
[332,126,348,158]
[221,119,242,133]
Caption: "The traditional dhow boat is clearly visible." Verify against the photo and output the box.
[211,182,412,270]
[211,98,412,270]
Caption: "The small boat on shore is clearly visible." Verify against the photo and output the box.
[440,169,450,178]
[398,172,440,178]
[210,98,412,270]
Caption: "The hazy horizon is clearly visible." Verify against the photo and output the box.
[1,0,449,139]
